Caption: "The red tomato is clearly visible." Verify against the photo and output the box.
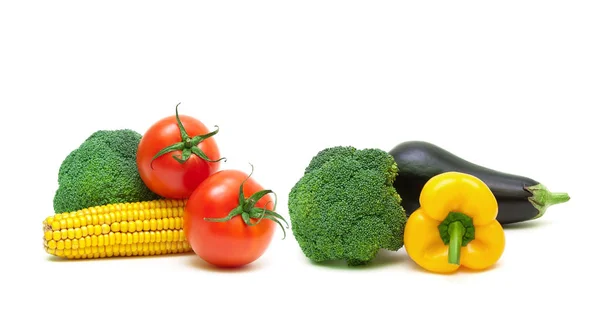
[184,168,286,268]
[137,105,224,199]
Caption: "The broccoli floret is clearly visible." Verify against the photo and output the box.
[53,129,161,214]
[288,146,407,266]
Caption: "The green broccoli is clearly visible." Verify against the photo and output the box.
[53,129,161,214]
[288,146,407,266]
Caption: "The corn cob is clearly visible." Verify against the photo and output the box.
[43,199,193,259]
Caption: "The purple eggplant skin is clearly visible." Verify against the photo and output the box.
[388,141,570,225]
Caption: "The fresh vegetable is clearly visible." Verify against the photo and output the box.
[43,199,192,259]
[137,104,225,199]
[184,166,287,268]
[53,129,161,214]
[389,141,570,225]
[404,171,505,273]
[288,146,407,266]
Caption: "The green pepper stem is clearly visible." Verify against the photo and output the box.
[448,221,465,265]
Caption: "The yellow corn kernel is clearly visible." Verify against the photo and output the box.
[150,219,157,230]
[109,232,115,245]
[104,213,112,225]
[91,214,99,225]
[79,215,87,227]
[67,228,75,240]
[73,217,81,229]
[74,228,82,239]
[175,217,182,229]
[156,219,163,230]
[135,220,143,231]
[44,230,53,241]
[91,235,98,247]
[143,220,150,231]
[119,221,127,232]
[111,222,120,232]
[61,229,68,240]
[85,236,92,247]
[66,218,73,229]
[132,232,139,244]
[51,221,60,231]
[48,240,57,249]
[72,239,79,249]
[81,226,88,237]
[101,224,110,234]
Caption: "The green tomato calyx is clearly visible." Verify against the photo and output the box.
[150,103,226,169]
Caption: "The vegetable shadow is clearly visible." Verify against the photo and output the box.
[502,220,548,230]
[404,257,503,275]
[310,249,407,270]
[186,256,265,273]
[45,251,196,262]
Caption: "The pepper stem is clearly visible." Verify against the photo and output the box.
[438,211,475,265]
[526,183,571,219]
[448,222,465,265]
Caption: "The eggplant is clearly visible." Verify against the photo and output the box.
[389,141,570,225]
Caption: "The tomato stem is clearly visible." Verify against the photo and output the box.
[149,103,226,169]
[204,164,289,239]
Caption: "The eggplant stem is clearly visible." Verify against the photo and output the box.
[526,183,571,219]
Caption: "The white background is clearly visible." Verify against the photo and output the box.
[1,1,599,316]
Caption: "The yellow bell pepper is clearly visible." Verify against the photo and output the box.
[404,171,505,273]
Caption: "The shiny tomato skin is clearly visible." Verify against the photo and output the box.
[137,114,221,199]
[184,170,276,268]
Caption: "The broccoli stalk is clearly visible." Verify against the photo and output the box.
[53,129,161,214]
[288,146,407,266]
